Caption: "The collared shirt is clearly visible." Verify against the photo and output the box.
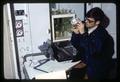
[88,26,98,34]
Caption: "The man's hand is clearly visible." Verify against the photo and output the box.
[71,28,79,34]
[71,22,85,34]
[74,62,86,69]
[76,21,85,34]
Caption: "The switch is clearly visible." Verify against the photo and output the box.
[15,10,25,16]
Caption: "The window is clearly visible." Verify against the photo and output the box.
[51,14,75,42]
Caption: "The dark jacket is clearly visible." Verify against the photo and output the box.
[71,26,114,79]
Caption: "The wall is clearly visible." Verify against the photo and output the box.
[28,3,51,53]
[56,3,85,20]
[102,3,116,58]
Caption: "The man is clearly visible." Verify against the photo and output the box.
[70,7,114,79]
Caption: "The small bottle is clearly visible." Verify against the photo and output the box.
[71,18,85,29]
[71,18,81,26]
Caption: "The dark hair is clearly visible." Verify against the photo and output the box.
[86,7,110,28]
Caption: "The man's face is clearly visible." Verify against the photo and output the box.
[85,17,97,29]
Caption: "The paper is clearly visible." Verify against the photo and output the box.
[35,70,66,79]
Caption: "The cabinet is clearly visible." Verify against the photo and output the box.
[51,14,75,42]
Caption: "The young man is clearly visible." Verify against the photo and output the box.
[71,7,114,79]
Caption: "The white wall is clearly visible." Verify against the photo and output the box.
[86,3,102,12]
[28,3,51,53]
[56,3,85,20]
[101,3,116,58]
